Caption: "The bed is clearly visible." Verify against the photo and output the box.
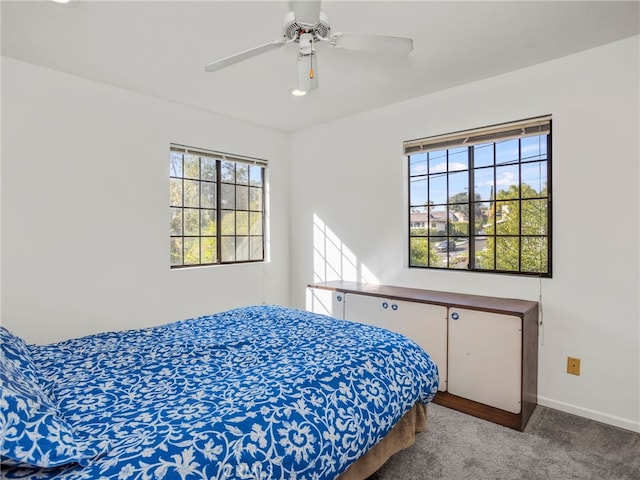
[1,304,439,479]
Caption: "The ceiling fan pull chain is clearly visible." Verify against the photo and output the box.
[309,38,315,79]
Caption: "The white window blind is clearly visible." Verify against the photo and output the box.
[404,116,551,155]
[170,144,268,167]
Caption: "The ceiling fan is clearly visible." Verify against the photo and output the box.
[204,0,413,96]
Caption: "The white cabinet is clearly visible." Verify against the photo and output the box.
[306,287,344,319]
[307,281,539,431]
[343,293,448,391]
[448,308,522,414]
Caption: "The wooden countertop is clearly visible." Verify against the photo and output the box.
[308,281,538,316]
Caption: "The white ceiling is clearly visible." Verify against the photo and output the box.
[2,0,639,132]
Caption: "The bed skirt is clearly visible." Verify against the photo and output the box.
[337,403,428,480]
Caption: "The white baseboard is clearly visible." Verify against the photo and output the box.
[537,395,640,433]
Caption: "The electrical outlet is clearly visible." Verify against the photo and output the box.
[567,357,581,376]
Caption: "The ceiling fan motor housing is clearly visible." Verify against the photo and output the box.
[283,10,331,41]
[298,33,317,57]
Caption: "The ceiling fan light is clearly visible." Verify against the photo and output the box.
[50,0,79,6]
[291,88,307,97]
[296,53,318,95]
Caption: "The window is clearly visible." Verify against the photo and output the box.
[169,144,266,268]
[405,116,551,277]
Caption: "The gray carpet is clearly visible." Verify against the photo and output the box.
[369,403,640,480]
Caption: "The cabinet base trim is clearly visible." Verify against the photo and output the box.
[433,391,533,431]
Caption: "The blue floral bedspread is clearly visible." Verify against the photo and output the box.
[3,305,439,479]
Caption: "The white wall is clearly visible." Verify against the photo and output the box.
[290,36,640,431]
[1,57,291,344]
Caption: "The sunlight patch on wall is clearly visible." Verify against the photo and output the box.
[312,213,379,284]
[308,214,379,316]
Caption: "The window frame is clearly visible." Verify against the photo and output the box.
[169,144,267,268]
[405,116,552,277]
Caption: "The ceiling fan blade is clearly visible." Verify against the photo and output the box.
[329,32,413,56]
[204,39,286,72]
[291,0,321,25]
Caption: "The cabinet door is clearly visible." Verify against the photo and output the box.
[343,292,387,328]
[344,293,448,391]
[386,299,448,392]
[448,308,522,413]
[306,288,345,319]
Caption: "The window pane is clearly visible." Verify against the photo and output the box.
[495,139,519,165]
[183,238,200,265]
[429,206,447,234]
[184,154,200,179]
[220,211,235,235]
[221,161,235,183]
[429,239,444,267]
[236,185,249,210]
[482,201,496,234]
[428,150,447,174]
[521,161,547,197]
[448,147,468,172]
[411,206,428,215]
[201,237,217,264]
[410,207,428,233]
[448,171,469,203]
[496,164,519,199]
[496,201,519,235]
[201,209,216,235]
[170,208,182,236]
[409,153,428,176]
[522,237,548,273]
[472,202,492,234]
[410,177,428,206]
[475,236,494,269]
[250,212,263,236]
[184,209,200,236]
[521,199,547,235]
[473,167,494,201]
[236,164,249,185]
[250,237,263,260]
[450,243,467,270]
[170,152,183,177]
[249,187,262,211]
[521,135,547,161]
[449,205,469,236]
[221,184,235,209]
[221,237,235,262]
[201,157,216,181]
[201,182,216,208]
[457,237,470,254]
[409,237,428,267]
[236,211,249,236]
[184,180,199,207]
[496,237,519,271]
[474,143,493,168]
[249,165,263,187]
[170,178,182,207]
[170,238,183,266]
[429,174,447,205]
[236,236,249,261]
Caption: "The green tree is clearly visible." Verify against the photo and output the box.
[409,228,439,267]
[477,183,548,273]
